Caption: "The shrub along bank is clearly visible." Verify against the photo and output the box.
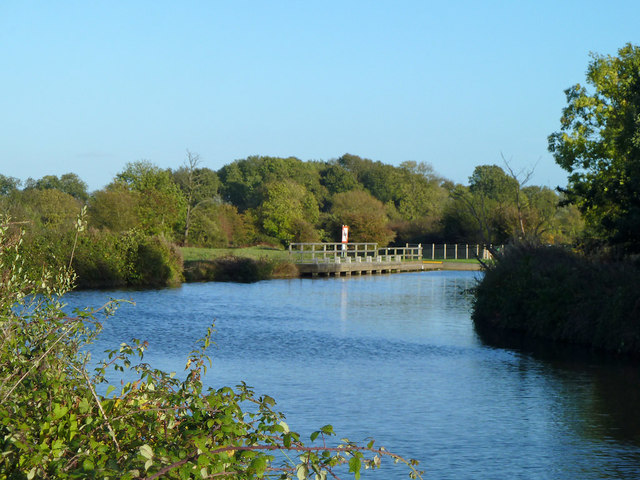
[472,244,640,355]
[23,231,296,289]
[183,256,299,283]
[22,229,184,290]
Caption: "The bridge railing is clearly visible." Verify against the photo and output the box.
[288,243,423,263]
[289,242,500,263]
[288,243,378,263]
[425,243,502,260]
[378,244,423,261]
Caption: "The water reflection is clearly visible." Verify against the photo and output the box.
[66,271,640,479]
[477,327,640,447]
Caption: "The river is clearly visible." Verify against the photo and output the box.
[67,271,640,479]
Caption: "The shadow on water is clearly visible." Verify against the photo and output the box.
[475,324,640,446]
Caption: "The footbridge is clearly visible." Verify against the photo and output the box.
[289,242,491,277]
[289,242,429,277]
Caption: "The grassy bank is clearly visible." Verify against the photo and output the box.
[472,244,640,355]
[181,245,291,262]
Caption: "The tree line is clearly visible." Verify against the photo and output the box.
[1,152,583,253]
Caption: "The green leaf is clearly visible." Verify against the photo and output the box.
[249,456,267,477]
[106,385,116,396]
[279,420,290,433]
[296,464,309,480]
[78,397,90,414]
[349,456,362,480]
[320,425,334,435]
[139,444,154,460]
[83,459,95,471]
[53,404,69,420]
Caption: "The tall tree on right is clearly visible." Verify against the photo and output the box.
[548,43,640,252]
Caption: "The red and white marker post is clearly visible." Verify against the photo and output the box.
[341,225,349,256]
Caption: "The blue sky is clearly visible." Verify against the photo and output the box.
[1,1,639,191]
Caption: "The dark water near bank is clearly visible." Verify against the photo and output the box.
[68,271,640,479]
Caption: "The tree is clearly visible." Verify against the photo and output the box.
[329,190,395,246]
[88,185,141,232]
[171,151,222,246]
[218,156,324,212]
[17,188,82,233]
[319,163,360,197]
[257,180,320,244]
[395,161,447,222]
[115,161,187,239]
[449,166,520,244]
[548,43,640,252]
[468,164,519,202]
[24,173,89,202]
[0,174,20,196]
[188,203,250,248]
[176,150,201,245]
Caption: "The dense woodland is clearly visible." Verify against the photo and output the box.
[0,153,583,287]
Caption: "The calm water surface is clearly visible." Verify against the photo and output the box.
[68,271,640,479]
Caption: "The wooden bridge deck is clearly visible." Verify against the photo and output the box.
[295,259,431,277]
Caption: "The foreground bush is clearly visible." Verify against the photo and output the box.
[472,244,640,354]
[0,220,421,479]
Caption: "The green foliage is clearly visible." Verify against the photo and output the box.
[189,203,252,248]
[472,244,640,354]
[329,190,395,246]
[13,189,83,233]
[319,164,360,196]
[395,161,447,222]
[443,184,512,244]
[0,175,20,196]
[171,151,223,246]
[443,166,582,245]
[18,226,183,290]
[88,185,141,232]
[258,180,320,245]
[115,161,187,240]
[337,154,400,204]
[74,230,183,289]
[24,173,89,202]
[172,166,221,207]
[218,156,325,212]
[468,165,519,202]
[548,43,640,252]
[0,221,422,479]
[184,255,277,283]
[129,234,184,287]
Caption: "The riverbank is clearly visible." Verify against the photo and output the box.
[66,244,481,288]
[181,247,481,282]
[472,244,640,356]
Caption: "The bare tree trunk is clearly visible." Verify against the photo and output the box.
[183,150,200,246]
[502,154,537,240]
